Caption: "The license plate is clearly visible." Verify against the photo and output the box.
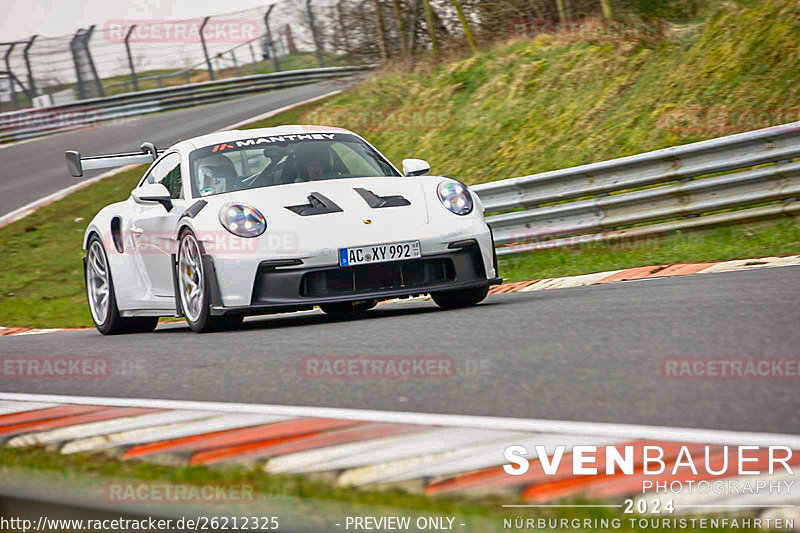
[339,240,421,267]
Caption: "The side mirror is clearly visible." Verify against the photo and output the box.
[131,183,173,211]
[402,158,431,177]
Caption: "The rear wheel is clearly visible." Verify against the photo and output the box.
[177,230,243,333]
[85,236,158,335]
[432,285,489,310]
[320,300,378,317]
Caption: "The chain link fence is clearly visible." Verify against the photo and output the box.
[0,0,707,112]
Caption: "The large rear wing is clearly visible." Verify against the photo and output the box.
[65,142,163,178]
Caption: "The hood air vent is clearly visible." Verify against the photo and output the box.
[353,187,411,208]
[286,192,343,216]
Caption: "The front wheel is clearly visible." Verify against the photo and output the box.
[432,285,489,310]
[85,235,158,335]
[177,230,243,333]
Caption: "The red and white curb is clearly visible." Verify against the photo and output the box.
[0,393,798,517]
[2,255,797,337]
[487,255,800,296]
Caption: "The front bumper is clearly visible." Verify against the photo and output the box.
[204,240,500,316]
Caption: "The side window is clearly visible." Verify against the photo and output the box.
[143,153,182,199]
[163,165,183,199]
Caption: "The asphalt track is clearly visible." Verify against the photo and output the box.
[1,266,798,435]
[0,79,349,217]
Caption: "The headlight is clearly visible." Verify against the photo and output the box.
[218,203,266,238]
[437,180,474,216]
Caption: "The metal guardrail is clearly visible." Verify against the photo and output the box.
[474,122,800,256]
[0,65,374,142]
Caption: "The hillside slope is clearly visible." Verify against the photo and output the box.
[299,0,798,184]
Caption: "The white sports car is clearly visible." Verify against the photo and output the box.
[66,126,500,334]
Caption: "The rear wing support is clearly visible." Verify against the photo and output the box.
[65,142,163,177]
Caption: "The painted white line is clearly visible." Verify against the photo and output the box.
[1,393,797,449]
[0,90,344,227]
[220,90,342,131]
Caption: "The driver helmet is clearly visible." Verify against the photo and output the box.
[197,154,236,196]
[292,142,331,181]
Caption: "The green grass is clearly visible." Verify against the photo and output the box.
[0,446,771,532]
[0,167,147,328]
[499,219,800,281]
[0,0,798,328]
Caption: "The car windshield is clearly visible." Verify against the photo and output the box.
[188,132,401,198]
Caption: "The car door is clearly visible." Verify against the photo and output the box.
[131,152,185,298]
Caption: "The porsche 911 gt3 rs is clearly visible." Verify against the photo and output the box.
[66,125,501,334]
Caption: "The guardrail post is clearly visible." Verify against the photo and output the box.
[3,44,18,108]
[199,17,216,81]
[264,6,281,72]
[83,26,105,97]
[23,35,37,97]
[124,25,139,91]
[305,0,325,67]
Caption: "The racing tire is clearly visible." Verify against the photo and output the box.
[85,235,159,335]
[320,300,378,317]
[431,285,489,310]
[176,229,244,333]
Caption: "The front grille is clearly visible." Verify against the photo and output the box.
[300,258,455,298]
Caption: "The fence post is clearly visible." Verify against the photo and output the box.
[70,30,87,100]
[285,24,298,54]
[450,0,476,53]
[23,35,37,97]
[200,17,216,81]
[407,0,420,56]
[124,25,139,91]
[600,0,613,19]
[374,0,390,62]
[264,5,281,72]
[82,26,105,97]
[555,0,567,23]
[336,0,351,54]
[3,44,18,108]
[421,0,439,58]
[305,0,325,67]
[391,0,408,56]
[230,50,240,77]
